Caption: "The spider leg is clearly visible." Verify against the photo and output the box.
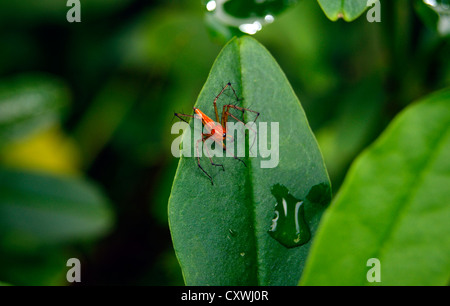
[196,134,226,185]
[196,137,214,185]
[223,106,258,154]
[222,142,247,168]
[226,82,241,102]
[213,83,231,123]
[174,112,194,124]
[215,82,243,125]
[203,134,225,172]
[223,104,260,123]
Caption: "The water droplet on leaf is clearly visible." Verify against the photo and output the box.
[206,0,217,12]
[268,184,311,248]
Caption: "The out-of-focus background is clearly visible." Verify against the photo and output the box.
[0,0,448,285]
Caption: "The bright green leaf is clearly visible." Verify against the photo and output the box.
[300,88,450,286]
[0,168,114,249]
[317,0,371,21]
[168,36,331,285]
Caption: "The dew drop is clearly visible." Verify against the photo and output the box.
[264,14,275,23]
[268,184,311,248]
[424,0,449,9]
[238,21,262,35]
[206,0,217,12]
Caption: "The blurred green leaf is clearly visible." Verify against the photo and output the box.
[415,0,440,31]
[220,0,298,18]
[168,36,331,285]
[0,0,133,24]
[300,88,450,285]
[0,73,69,148]
[204,0,299,41]
[417,0,450,35]
[120,9,215,70]
[0,281,11,286]
[0,168,113,249]
[316,78,384,187]
[317,0,371,21]
[73,78,136,167]
[0,248,69,286]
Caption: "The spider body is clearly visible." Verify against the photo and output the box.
[175,83,259,185]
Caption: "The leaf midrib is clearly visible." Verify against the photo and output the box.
[236,37,260,285]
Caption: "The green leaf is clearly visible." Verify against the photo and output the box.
[0,168,114,249]
[317,0,371,21]
[300,88,450,286]
[168,36,331,285]
[0,73,69,148]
